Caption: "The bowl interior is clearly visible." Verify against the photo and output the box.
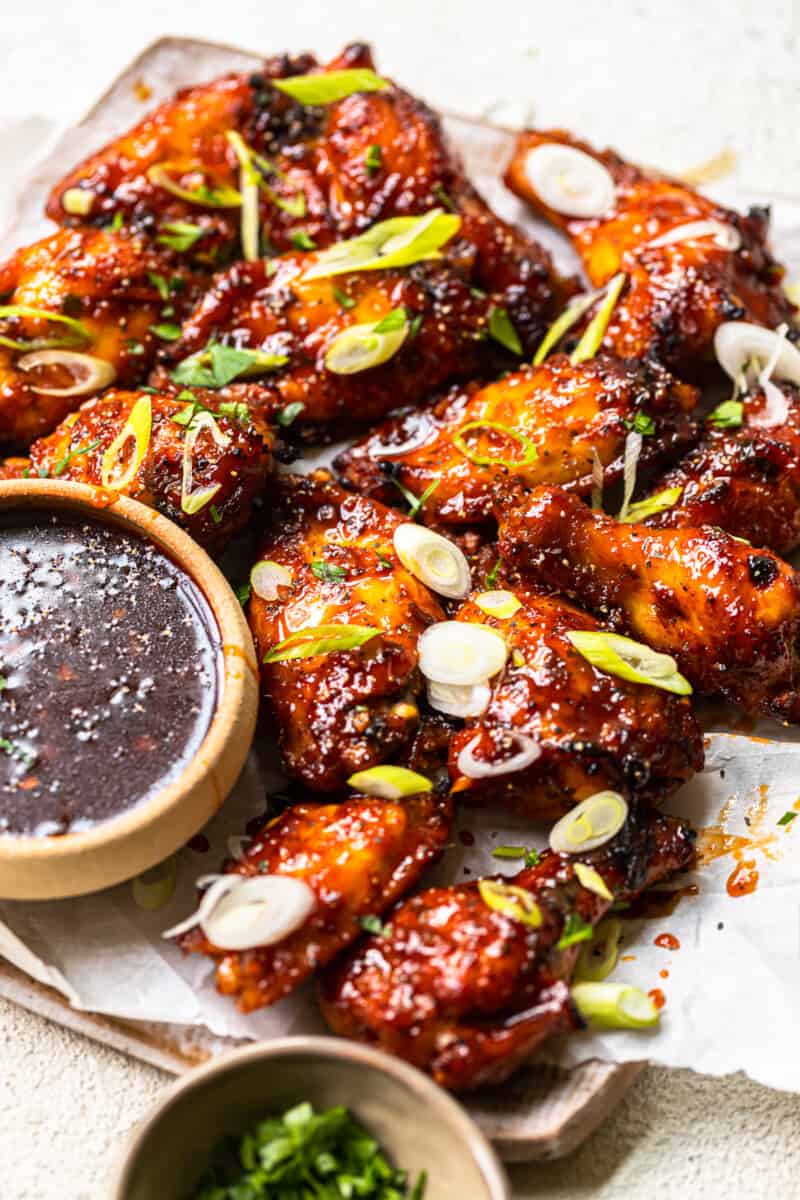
[116,1042,509,1200]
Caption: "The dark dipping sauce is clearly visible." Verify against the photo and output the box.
[0,508,222,837]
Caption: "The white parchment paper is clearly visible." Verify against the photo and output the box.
[1,38,800,1092]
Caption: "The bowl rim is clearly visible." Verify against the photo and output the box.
[0,478,259,897]
[111,1034,511,1200]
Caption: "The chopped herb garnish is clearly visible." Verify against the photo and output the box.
[276,400,305,427]
[488,305,523,355]
[291,230,317,251]
[374,307,408,334]
[332,286,356,310]
[486,558,502,587]
[778,810,797,826]
[149,322,182,341]
[433,183,456,211]
[138,385,159,394]
[492,845,540,866]
[148,271,170,301]
[408,313,424,340]
[235,580,251,606]
[707,398,744,429]
[125,339,145,356]
[392,477,439,521]
[557,912,594,951]
[209,505,222,525]
[359,914,390,937]
[108,211,124,233]
[191,1100,425,1199]
[157,221,207,252]
[172,341,287,389]
[625,410,656,436]
[311,560,347,583]
[365,143,382,175]
[52,439,100,477]
[376,550,393,569]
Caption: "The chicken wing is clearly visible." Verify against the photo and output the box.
[1,389,271,552]
[48,44,571,344]
[335,354,698,527]
[447,585,702,821]
[0,227,198,446]
[248,475,446,790]
[153,253,501,439]
[319,808,694,1091]
[178,785,453,1011]
[643,382,800,555]
[505,130,793,375]
[499,485,800,722]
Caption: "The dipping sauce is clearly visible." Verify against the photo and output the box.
[0,508,221,836]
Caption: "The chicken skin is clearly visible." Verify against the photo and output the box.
[154,253,500,439]
[0,389,271,552]
[505,130,793,375]
[644,383,800,555]
[48,44,571,345]
[447,586,703,821]
[248,475,446,791]
[335,354,698,528]
[0,227,198,446]
[499,486,800,723]
[320,808,695,1091]
[178,786,453,1011]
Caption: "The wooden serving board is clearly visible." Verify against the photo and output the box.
[0,35,643,1162]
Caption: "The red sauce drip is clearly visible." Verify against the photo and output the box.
[459,830,475,846]
[659,969,670,979]
[654,932,680,950]
[649,988,666,1010]
[727,859,759,897]
[187,833,210,853]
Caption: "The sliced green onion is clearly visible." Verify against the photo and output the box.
[557,911,594,950]
[617,430,643,521]
[157,221,207,252]
[571,981,660,1029]
[590,446,604,510]
[393,523,471,599]
[250,560,293,600]
[52,439,100,477]
[575,917,622,982]
[570,272,626,364]
[325,313,408,375]
[347,765,432,800]
[418,621,507,686]
[574,861,613,900]
[100,394,152,490]
[550,791,628,854]
[62,187,95,216]
[533,290,600,365]
[17,350,116,397]
[488,306,522,355]
[272,69,389,105]
[707,398,744,429]
[478,879,542,928]
[567,630,692,695]
[263,624,381,663]
[146,162,241,208]
[181,410,230,515]
[620,485,683,524]
[0,305,91,352]
[474,590,521,620]
[225,131,260,261]
[451,420,537,469]
[391,476,440,521]
[303,209,460,280]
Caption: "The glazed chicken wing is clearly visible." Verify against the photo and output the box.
[1,389,271,552]
[643,382,800,555]
[319,808,695,1091]
[447,586,702,821]
[154,253,500,439]
[499,485,800,722]
[0,228,198,446]
[178,786,453,1011]
[335,354,698,527]
[505,130,793,375]
[49,45,571,345]
[248,475,445,790]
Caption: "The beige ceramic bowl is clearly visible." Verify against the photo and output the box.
[0,479,259,900]
[112,1036,511,1200]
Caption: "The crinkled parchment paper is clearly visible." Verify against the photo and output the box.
[1,38,800,1093]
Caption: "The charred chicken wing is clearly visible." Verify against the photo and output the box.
[248,475,446,790]
[1,389,271,551]
[0,228,198,446]
[335,354,698,528]
[319,808,695,1091]
[154,253,500,439]
[643,383,800,555]
[447,586,703,821]
[178,786,452,1011]
[505,130,793,375]
[499,485,800,722]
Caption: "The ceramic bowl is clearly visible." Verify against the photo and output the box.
[0,479,259,899]
[111,1035,511,1200]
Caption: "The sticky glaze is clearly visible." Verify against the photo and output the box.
[0,508,221,836]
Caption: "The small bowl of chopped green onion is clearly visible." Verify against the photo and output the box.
[111,1036,511,1200]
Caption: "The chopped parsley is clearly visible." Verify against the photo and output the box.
[332,286,356,310]
[311,560,347,583]
[147,271,170,301]
[172,342,287,389]
[556,912,594,951]
[707,398,744,429]
[157,221,207,252]
[359,914,390,937]
[149,322,182,341]
[125,339,146,356]
[276,400,305,427]
[365,143,383,175]
[488,305,523,355]
[291,230,317,251]
[108,211,124,233]
[625,410,656,436]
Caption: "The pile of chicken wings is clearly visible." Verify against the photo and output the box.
[6,42,799,1092]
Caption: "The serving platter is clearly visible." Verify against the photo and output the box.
[4,33,799,1163]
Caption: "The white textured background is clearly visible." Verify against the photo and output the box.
[2,1,800,1197]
